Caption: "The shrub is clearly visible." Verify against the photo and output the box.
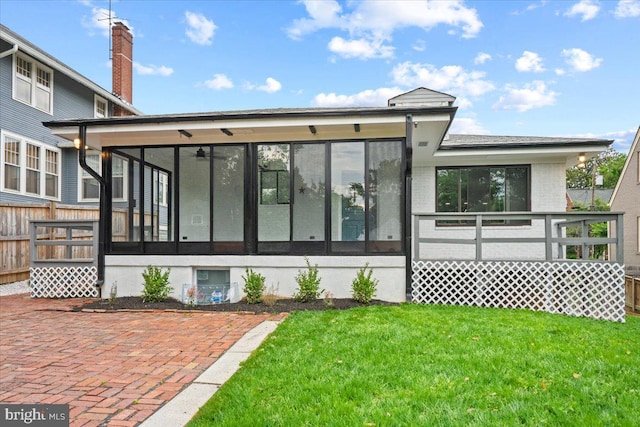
[243,268,266,304]
[262,283,280,307]
[293,257,324,302]
[351,263,378,304]
[141,266,172,302]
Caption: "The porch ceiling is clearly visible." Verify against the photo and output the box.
[47,112,454,151]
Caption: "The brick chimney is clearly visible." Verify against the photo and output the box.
[111,22,133,116]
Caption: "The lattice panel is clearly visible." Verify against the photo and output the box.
[30,267,99,298]
[412,260,626,322]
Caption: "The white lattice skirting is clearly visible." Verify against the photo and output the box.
[412,260,626,322]
[30,266,99,298]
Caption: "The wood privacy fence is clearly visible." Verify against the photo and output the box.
[626,275,640,313]
[0,202,99,284]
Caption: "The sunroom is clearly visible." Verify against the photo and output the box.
[41,88,626,321]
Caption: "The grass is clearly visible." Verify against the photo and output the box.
[188,305,640,426]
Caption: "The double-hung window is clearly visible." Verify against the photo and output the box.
[79,151,127,202]
[1,131,60,199]
[13,53,53,114]
[94,95,108,118]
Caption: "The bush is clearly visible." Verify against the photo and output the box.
[243,268,266,304]
[293,257,324,302]
[141,266,172,302]
[351,263,378,304]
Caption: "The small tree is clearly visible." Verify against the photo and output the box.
[351,263,378,304]
[293,257,323,302]
[243,268,266,304]
[141,266,172,302]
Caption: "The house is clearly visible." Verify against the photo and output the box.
[0,22,139,207]
[609,127,640,276]
[566,188,614,210]
[40,87,627,322]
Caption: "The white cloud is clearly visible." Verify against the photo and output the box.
[511,1,549,16]
[474,52,492,65]
[391,62,495,97]
[493,80,558,112]
[455,97,473,109]
[562,48,603,72]
[185,11,216,45]
[204,74,233,90]
[614,0,640,18]
[312,87,404,107]
[449,117,490,134]
[515,51,545,73]
[248,77,282,93]
[328,36,394,59]
[412,40,426,52]
[569,128,637,152]
[555,68,566,76]
[287,0,483,55]
[564,0,600,21]
[133,63,173,76]
[81,7,133,37]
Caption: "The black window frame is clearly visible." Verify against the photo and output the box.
[435,164,531,226]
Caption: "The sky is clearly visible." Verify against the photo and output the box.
[1,0,639,152]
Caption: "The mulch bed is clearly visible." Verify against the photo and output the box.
[74,296,397,314]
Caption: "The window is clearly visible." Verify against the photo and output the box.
[79,152,127,201]
[154,170,169,207]
[436,165,530,225]
[1,131,60,199]
[94,95,108,118]
[13,53,53,114]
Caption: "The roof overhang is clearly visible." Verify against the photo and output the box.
[45,107,456,151]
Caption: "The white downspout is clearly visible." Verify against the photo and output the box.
[0,44,18,59]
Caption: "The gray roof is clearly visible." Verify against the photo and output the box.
[567,188,614,207]
[442,134,612,149]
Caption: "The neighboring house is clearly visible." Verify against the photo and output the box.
[566,188,614,210]
[44,87,624,320]
[0,23,140,207]
[610,127,640,276]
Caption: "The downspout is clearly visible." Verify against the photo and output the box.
[0,44,19,59]
[77,125,106,293]
[405,114,413,301]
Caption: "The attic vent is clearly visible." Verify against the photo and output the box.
[418,141,429,147]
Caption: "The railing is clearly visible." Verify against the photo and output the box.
[413,212,624,263]
[29,219,100,298]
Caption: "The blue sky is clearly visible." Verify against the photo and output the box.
[2,0,638,152]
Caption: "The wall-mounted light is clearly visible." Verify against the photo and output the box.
[73,137,81,149]
[178,129,192,138]
[578,152,586,168]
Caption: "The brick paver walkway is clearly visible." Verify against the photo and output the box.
[0,294,284,426]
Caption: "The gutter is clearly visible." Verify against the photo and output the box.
[77,125,106,292]
[0,43,18,59]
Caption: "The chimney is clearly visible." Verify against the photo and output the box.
[111,22,133,116]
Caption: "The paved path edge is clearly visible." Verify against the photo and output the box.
[138,320,282,427]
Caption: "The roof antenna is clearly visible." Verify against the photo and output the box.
[97,0,118,60]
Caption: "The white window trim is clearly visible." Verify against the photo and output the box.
[0,130,61,200]
[77,151,128,202]
[94,94,109,118]
[12,52,54,115]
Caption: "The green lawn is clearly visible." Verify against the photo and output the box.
[188,305,640,426]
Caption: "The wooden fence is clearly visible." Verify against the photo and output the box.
[0,202,100,284]
[626,275,640,314]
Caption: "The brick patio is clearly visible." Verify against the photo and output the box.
[0,294,284,426]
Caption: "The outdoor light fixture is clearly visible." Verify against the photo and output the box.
[73,137,81,149]
[178,129,192,138]
[221,128,233,136]
[309,125,317,135]
[196,147,206,158]
[578,152,586,168]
